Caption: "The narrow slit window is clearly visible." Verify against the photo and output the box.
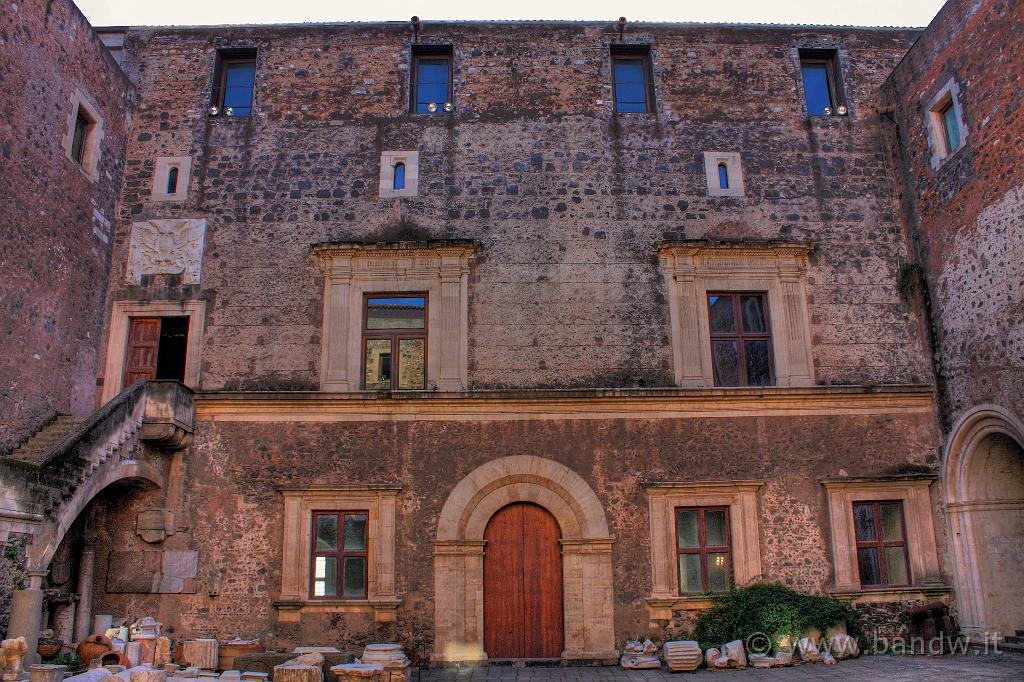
[71,108,92,165]
[393,162,406,190]
[940,99,961,154]
[166,166,179,194]
[717,163,729,189]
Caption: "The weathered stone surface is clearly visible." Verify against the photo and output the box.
[180,642,217,671]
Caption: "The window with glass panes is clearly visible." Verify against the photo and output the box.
[611,50,652,113]
[213,50,256,117]
[362,294,427,390]
[311,511,368,598]
[939,99,961,154]
[853,501,911,587]
[799,50,840,116]
[412,49,452,113]
[676,507,732,594]
[707,293,774,387]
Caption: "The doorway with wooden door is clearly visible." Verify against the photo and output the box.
[483,502,564,660]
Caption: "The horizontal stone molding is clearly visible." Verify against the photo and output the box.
[194,385,935,422]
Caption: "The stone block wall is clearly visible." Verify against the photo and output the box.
[0,0,134,452]
[883,0,1024,425]
[100,22,933,394]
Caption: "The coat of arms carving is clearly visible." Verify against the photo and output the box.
[126,218,206,284]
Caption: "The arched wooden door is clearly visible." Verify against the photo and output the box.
[483,503,564,659]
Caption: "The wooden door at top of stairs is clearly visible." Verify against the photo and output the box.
[123,317,161,387]
[483,502,564,659]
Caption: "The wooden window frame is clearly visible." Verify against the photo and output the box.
[798,49,843,116]
[211,49,257,116]
[706,291,775,387]
[610,49,654,114]
[71,108,92,165]
[360,292,428,390]
[309,510,369,600]
[675,506,733,594]
[852,500,912,588]
[411,47,454,114]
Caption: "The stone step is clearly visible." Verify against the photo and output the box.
[6,415,86,465]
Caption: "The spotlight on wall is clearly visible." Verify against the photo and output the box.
[823,106,833,115]
[428,102,438,112]
[208,106,220,116]
[225,106,235,116]
[410,15,421,40]
[836,104,848,115]
[443,102,453,112]
[617,16,627,40]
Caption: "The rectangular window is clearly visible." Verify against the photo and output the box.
[853,501,911,587]
[939,99,961,154]
[707,293,774,387]
[362,294,427,390]
[611,47,652,113]
[212,49,257,117]
[412,46,453,113]
[310,511,368,599]
[71,108,92,165]
[676,507,732,594]
[123,317,189,388]
[799,50,840,116]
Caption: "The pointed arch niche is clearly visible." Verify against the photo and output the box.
[432,456,617,664]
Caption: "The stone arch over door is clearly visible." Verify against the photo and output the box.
[432,455,617,664]
[943,405,1024,636]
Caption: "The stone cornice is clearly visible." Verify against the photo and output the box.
[312,239,479,263]
[194,385,936,423]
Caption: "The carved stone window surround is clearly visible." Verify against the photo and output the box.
[101,300,206,404]
[658,241,815,388]
[151,156,192,202]
[644,480,764,623]
[314,241,477,392]
[276,484,401,623]
[822,476,946,600]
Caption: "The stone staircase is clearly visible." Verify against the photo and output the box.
[0,381,194,525]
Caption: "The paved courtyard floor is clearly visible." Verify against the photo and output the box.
[420,654,1024,681]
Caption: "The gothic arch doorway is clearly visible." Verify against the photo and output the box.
[432,456,617,664]
[944,406,1024,636]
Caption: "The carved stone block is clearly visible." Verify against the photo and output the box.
[181,640,218,670]
[126,219,206,285]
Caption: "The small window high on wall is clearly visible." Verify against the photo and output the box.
[412,45,453,113]
[611,45,653,113]
[123,316,189,387]
[799,49,842,116]
[362,294,427,390]
[212,48,257,117]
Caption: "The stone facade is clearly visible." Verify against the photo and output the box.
[0,0,134,453]
[2,0,1022,665]
[881,0,1024,638]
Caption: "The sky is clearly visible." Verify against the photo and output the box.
[75,0,946,28]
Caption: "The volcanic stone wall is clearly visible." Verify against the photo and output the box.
[883,0,1024,426]
[101,21,932,393]
[0,0,134,452]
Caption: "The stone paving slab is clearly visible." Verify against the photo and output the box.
[419,654,1024,681]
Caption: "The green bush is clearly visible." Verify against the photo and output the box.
[42,652,83,671]
[693,583,854,651]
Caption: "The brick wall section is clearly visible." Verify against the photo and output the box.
[883,0,1024,424]
[83,411,942,654]
[101,22,932,392]
[0,0,134,452]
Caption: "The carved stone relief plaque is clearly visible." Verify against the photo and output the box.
[126,218,206,284]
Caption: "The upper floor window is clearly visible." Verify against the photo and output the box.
[393,162,406,190]
[71,108,93,165]
[676,507,732,594]
[611,46,653,113]
[926,79,967,168]
[708,293,774,387]
[212,49,257,117]
[166,166,179,194]
[853,501,910,588]
[412,46,453,113]
[311,511,368,598]
[362,294,427,390]
[799,49,842,116]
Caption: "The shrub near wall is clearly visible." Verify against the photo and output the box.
[693,583,854,652]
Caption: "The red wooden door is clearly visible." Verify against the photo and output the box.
[484,503,564,659]
[123,318,160,387]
